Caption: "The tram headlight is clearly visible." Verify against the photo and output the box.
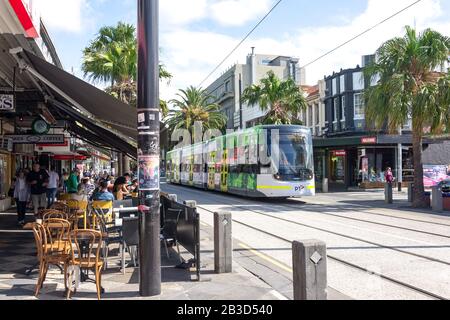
[274,174,282,180]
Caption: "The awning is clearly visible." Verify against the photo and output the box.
[9,47,138,159]
[18,49,137,139]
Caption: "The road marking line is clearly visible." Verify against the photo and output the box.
[238,242,293,273]
[270,290,289,300]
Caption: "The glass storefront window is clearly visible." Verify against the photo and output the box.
[331,156,345,183]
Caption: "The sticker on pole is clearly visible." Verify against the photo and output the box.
[138,155,160,191]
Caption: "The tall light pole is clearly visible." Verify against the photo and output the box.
[137,0,161,297]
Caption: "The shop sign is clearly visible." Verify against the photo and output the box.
[332,150,347,157]
[7,135,65,145]
[361,137,377,144]
[0,95,14,112]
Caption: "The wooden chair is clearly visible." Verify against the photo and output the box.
[58,194,71,201]
[51,202,70,215]
[43,218,72,255]
[32,222,70,297]
[67,199,89,229]
[67,229,104,300]
[42,210,68,221]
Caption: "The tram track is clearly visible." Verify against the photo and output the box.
[195,204,448,301]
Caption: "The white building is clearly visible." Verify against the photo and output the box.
[206,48,306,130]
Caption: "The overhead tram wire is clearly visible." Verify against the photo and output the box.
[301,0,424,68]
[199,0,424,88]
[198,0,284,87]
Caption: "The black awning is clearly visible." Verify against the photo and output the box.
[51,99,137,159]
[20,49,137,139]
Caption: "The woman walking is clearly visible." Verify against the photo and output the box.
[14,170,30,226]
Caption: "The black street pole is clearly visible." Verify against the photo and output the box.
[137,0,161,297]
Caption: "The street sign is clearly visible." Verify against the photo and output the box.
[7,135,65,144]
[0,94,14,112]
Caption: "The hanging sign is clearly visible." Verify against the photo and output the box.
[7,135,65,144]
[138,155,160,191]
[332,150,347,157]
[0,94,14,112]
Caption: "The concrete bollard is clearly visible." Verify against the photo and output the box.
[408,184,414,203]
[322,178,329,193]
[184,200,197,208]
[385,183,393,204]
[292,240,327,300]
[432,186,443,212]
[168,194,178,203]
[214,212,232,274]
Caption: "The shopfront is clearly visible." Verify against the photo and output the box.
[314,135,417,191]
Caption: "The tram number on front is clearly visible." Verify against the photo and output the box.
[295,186,305,192]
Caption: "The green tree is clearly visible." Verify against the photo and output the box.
[82,22,171,113]
[364,26,450,208]
[241,71,307,125]
[165,86,227,138]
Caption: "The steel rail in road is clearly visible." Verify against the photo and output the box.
[196,204,447,301]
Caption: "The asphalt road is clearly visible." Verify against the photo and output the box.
[162,180,450,300]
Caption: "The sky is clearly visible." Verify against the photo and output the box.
[37,0,450,101]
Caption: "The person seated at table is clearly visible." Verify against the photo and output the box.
[128,179,139,194]
[92,181,115,201]
[113,174,131,200]
[71,184,89,202]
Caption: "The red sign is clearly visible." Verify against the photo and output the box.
[332,150,347,157]
[52,155,87,161]
[8,0,39,38]
[361,137,377,144]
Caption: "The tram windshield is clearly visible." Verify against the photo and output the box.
[274,133,314,181]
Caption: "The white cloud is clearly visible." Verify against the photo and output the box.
[210,0,273,27]
[160,0,449,101]
[37,0,88,33]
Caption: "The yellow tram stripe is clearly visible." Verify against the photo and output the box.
[257,186,293,190]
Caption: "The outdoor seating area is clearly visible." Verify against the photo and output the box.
[0,193,202,300]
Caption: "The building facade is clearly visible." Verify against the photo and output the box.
[206,49,306,130]
[314,55,419,191]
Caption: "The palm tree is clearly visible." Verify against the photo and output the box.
[364,26,450,208]
[82,22,172,107]
[165,86,227,138]
[241,71,307,125]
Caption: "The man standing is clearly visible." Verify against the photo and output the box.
[46,168,60,208]
[27,163,49,217]
[66,168,80,194]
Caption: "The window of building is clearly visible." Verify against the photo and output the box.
[332,78,337,96]
[341,96,346,121]
[354,93,365,119]
[333,97,339,123]
[225,81,231,93]
[353,72,364,90]
[308,105,313,127]
[340,75,345,93]
[315,104,320,126]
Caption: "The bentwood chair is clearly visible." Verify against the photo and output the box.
[42,210,68,221]
[32,222,71,297]
[51,202,70,215]
[67,229,104,300]
[92,209,122,271]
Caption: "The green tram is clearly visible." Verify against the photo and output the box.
[166,125,315,198]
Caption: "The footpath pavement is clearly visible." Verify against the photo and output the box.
[0,210,285,301]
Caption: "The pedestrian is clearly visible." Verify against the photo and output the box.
[66,168,80,194]
[26,163,49,217]
[13,170,29,226]
[46,168,60,208]
[385,167,394,184]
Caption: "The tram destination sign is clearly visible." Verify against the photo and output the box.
[7,135,65,145]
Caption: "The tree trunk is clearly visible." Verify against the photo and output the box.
[412,131,427,208]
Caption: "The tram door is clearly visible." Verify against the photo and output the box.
[221,150,228,192]
[208,151,216,190]
[189,155,194,186]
